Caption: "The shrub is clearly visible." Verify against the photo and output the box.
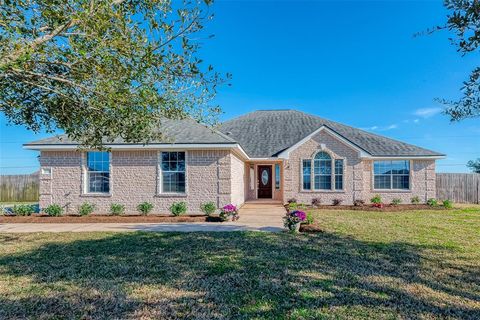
[305,212,315,225]
[288,202,298,211]
[411,196,420,205]
[442,199,453,209]
[353,199,365,207]
[110,203,125,216]
[200,202,216,216]
[372,203,384,209]
[137,202,154,215]
[44,204,63,216]
[427,198,438,207]
[311,198,321,207]
[170,201,187,216]
[391,198,402,206]
[287,198,297,204]
[332,198,343,206]
[370,195,382,204]
[78,202,95,216]
[13,204,35,216]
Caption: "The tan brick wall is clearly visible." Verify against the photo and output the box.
[39,149,235,214]
[230,153,246,207]
[284,130,437,205]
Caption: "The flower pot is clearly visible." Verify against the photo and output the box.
[289,222,301,233]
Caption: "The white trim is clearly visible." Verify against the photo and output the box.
[368,156,445,160]
[157,150,188,196]
[277,126,371,159]
[371,159,412,192]
[24,143,240,151]
[82,151,112,196]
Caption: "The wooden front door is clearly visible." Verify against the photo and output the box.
[257,165,272,198]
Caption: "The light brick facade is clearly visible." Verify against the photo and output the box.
[283,130,436,205]
[38,130,437,211]
[39,149,246,214]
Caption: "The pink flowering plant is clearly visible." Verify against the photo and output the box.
[220,204,239,221]
[283,210,306,231]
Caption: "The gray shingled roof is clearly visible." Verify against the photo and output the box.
[219,110,444,158]
[25,118,236,145]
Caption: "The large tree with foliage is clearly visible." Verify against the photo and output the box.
[438,0,480,121]
[0,0,227,148]
[467,158,480,173]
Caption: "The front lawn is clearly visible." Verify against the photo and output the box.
[1,208,479,319]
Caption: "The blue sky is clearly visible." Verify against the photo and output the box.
[1,0,479,174]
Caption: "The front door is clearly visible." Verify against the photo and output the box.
[257,165,272,198]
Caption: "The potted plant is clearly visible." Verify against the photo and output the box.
[219,204,238,222]
[283,210,306,233]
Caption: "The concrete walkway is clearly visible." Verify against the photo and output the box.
[0,201,286,233]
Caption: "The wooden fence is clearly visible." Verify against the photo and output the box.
[0,173,39,202]
[436,173,480,204]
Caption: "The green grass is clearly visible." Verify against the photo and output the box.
[1,208,479,319]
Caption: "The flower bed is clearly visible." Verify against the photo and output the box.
[284,203,447,212]
[0,214,222,223]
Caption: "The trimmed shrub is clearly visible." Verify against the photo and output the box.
[353,199,365,207]
[78,202,95,216]
[443,199,453,209]
[427,198,438,207]
[371,195,382,204]
[332,198,343,206]
[288,202,298,211]
[305,212,315,225]
[110,203,125,216]
[137,202,154,215]
[391,198,402,206]
[13,204,35,216]
[170,201,187,216]
[44,204,63,216]
[200,202,216,216]
[411,196,420,205]
[311,198,321,207]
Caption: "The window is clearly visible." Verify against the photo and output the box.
[275,164,280,189]
[374,160,410,190]
[335,159,343,190]
[313,152,332,190]
[161,152,186,193]
[302,160,311,190]
[86,152,110,193]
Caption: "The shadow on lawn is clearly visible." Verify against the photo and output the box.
[0,232,479,319]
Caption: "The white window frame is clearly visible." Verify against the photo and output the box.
[372,159,412,191]
[300,150,345,192]
[83,151,112,195]
[157,150,188,195]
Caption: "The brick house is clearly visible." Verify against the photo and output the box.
[24,110,445,213]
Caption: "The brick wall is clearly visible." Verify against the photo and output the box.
[283,130,436,205]
[230,152,246,207]
[39,149,235,214]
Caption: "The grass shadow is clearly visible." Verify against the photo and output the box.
[0,231,479,319]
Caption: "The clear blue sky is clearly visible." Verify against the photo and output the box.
[1,0,479,174]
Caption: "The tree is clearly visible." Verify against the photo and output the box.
[467,158,480,173]
[438,0,480,121]
[0,0,228,148]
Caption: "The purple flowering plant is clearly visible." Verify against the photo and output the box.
[283,210,306,229]
[220,204,238,221]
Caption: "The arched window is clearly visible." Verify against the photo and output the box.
[313,152,332,190]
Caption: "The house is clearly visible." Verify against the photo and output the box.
[24,110,445,213]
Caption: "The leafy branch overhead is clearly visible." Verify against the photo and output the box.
[439,0,480,121]
[0,0,229,148]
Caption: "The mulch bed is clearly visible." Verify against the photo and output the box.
[285,204,445,212]
[0,214,222,223]
[299,223,324,233]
